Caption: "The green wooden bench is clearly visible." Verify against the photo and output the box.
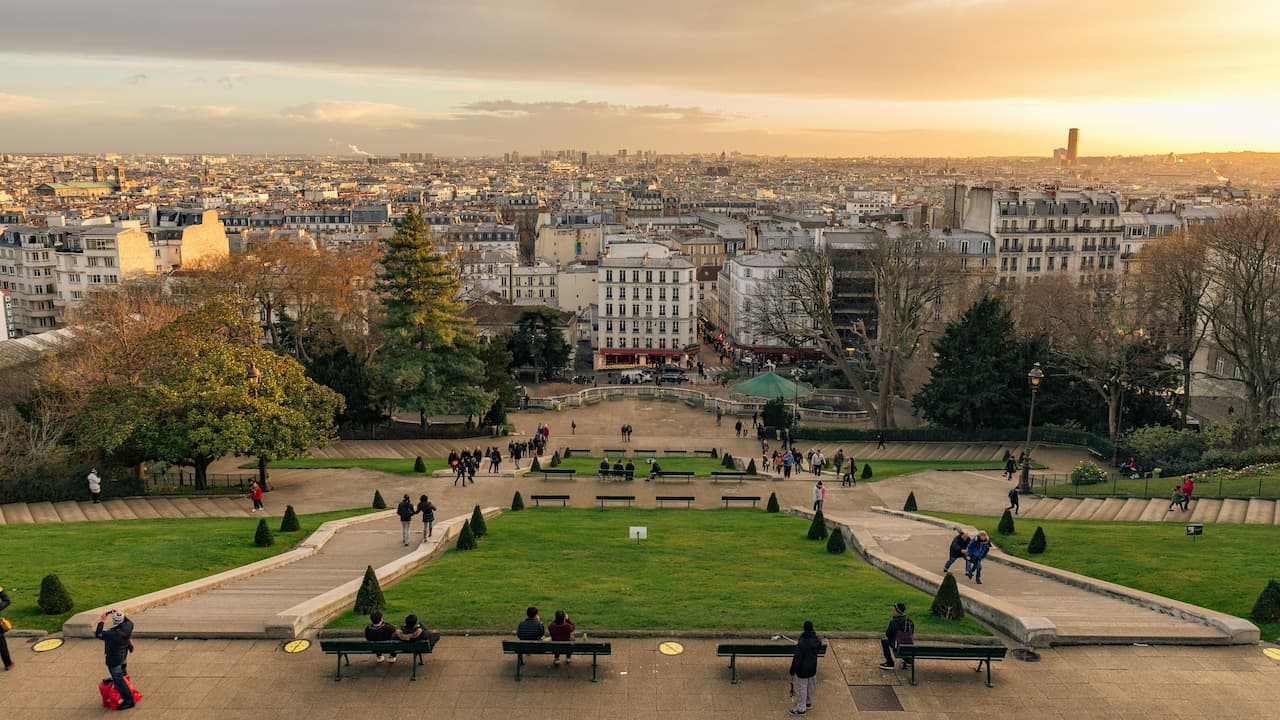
[654,471,694,483]
[530,494,570,507]
[711,471,746,483]
[894,645,1008,687]
[656,495,695,508]
[596,495,636,507]
[502,640,613,682]
[633,448,657,454]
[597,468,629,482]
[663,449,688,455]
[566,448,591,456]
[722,496,761,508]
[715,642,826,684]
[319,638,437,681]
[538,468,576,481]
[603,448,628,455]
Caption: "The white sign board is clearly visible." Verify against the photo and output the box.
[629,526,647,540]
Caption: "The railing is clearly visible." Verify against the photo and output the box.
[144,471,256,495]
[1032,472,1279,500]
[527,384,870,425]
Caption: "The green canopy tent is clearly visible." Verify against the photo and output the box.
[731,371,814,400]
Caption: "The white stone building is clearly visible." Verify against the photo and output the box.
[596,244,697,369]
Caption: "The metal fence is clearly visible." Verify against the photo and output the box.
[143,471,256,495]
[1032,472,1279,500]
[529,384,869,425]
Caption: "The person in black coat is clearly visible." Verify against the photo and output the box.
[879,603,914,670]
[943,530,970,574]
[788,620,822,716]
[95,610,136,710]
[0,585,13,670]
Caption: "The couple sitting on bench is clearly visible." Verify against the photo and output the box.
[518,606,577,664]
[364,611,441,662]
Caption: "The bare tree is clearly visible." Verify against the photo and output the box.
[1133,230,1210,424]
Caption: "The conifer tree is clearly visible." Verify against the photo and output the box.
[1028,526,1047,554]
[862,464,873,479]
[512,491,525,511]
[807,510,829,540]
[766,492,780,513]
[456,520,477,550]
[414,456,426,473]
[38,574,73,615]
[997,508,1016,536]
[903,491,917,512]
[931,573,965,621]
[1250,579,1280,623]
[280,504,300,532]
[826,527,847,554]
[470,505,487,537]
[372,489,386,509]
[254,518,274,547]
[353,566,385,615]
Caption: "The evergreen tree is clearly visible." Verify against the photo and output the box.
[746,459,758,474]
[280,504,300,532]
[456,520,477,550]
[903,491,917,512]
[479,335,521,426]
[762,397,791,429]
[722,453,736,468]
[414,456,426,473]
[372,489,386,509]
[1028,526,1047,554]
[711,448,719,458]
[511,491,525,511]
[931,573,965,621]
[997,508,1016,536]
[549,450,561,467]
[1250,579,1280,623]
[807,510,829,540]
[862,464,873,480]
[826,527,847,554]
[37,574,73,615]
[254,518,274,547]
[766,492,780,513]
[470,505,488,537]
[530,457,542,472]
[563,448,572,458]
[353,565,385,615]
[508,307,572,382]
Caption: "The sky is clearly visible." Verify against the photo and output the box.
[1,0,1278,157]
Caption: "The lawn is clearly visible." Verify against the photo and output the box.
[1,508,371,632]
[925,511,1280,643]
[246,457,450,475]
[328,509,989,637]
[1041,468,1280,499]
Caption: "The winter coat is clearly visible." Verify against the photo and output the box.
[788,630,822,679]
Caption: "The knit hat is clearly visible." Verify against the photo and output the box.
[893,602,907,614]
[108,610,126,628]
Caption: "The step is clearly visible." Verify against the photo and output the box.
[27,501,59,523]
[1045,498,1081,520]
[143,497,185,518]
[954,445,983,461]
[51,501,89,523]
[938,445,966,461]
[1113,498,1149,522]
[166,497,211,518]
[1216,498,1249,524]
[1243,499,1275,525]
[1018,497,1046,516]
[1025,497,1059,519]
[1137,498,1169,522]
[1089,497,1128,521]
[0,503,35,524]
[1189,498,1222,523]
[977,445,1006,462]
[102,499,140,520]
[207,497,251,516]
[121,498,161,519]
[79,501,113,522]
[1066,498,1103,520]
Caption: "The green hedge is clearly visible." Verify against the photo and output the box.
[794,424,1112,453]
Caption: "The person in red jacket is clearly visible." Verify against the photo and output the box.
[547,609,575,665]
[1179,475,1195,511]
[249,480,264,512]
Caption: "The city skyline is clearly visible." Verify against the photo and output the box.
[2,0,1278,156]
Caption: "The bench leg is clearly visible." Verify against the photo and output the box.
[729,655,738,684]
[976,658,992,687]
[910,660,917,686]
[335,652,347,681]
[591,652,599,683]
[411,652,423,681]
[514,652,523,681]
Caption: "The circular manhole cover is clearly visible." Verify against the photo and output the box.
[32,638,64,653]
[1011,648,1041,662]
[1263,648,1280,662]
[658,641,684,656]
[283,639,311,654]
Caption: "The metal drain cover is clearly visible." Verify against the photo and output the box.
[1011,648,1041,662]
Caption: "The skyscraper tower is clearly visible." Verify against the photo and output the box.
[1066,128,1079,166]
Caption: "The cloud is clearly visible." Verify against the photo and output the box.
[281,100,441,127]
[216,74,247,88]
[0,93,53,113]
[453,100,730,126]
[125,73,148,84]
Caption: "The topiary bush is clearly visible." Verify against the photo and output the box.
[530,457,542,473]
[1250,579,1280,623]
[1070,461,1107,486]
[807,510,829,540]
[997,508,1015,536]
[563,448,572,458]
[931,572,965,621]
[254,518,274,547]
[280,505,300,532]
[37,573,73,615]
[903,492,917,512]
[456,520,477,550]
[353,565,385,615]
[1028,526,1047,554]
[470,505,487,537]
[722,453,735,468]
[766,492,780,513]
[372,489,386,509]
[711,448,719,458]
[826,527,847,554]
[413,456,426,473]
[512,491,525,511]
[746,459,758,474]
[862,463,873,479]
[549,451,561,467]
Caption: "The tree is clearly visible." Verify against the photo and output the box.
[825,527,847,554]
[862,464,873,480]
[931,573,965,621]
[374,210,492,424]
[766,492,780,512]
[1134,230,1210,426]
[761,397,790,429]
[38,574,73,614]
[1251,579,1280,623]
[512,491,525,511]
[807,510,829,540]
[353,565,385,615]
[1028,526,1047,554]
[508,306,572,381]
[456,519,477,550]
[997,509,1015,536]
[372,489,387,509]
[746,459,758,474]
[280,505,300,532]
[470,505,488,537]
[254,518,274,547]
[479,335,521,427]
[903,491,917,512]
[414,456,426,473]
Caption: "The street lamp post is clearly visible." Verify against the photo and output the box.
[1112,373,1131,467]
[1019,362,1045,494]
[246,363,268,492]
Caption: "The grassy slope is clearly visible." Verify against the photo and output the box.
[926,511,1280,643]
[1,508,370,632]
[329,508,989,637]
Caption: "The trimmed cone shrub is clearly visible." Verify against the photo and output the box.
[711,448,719,458]
[470,505,488,537]
[530,457,542,473]
[766,492,780,513]
[353,565,385,615]
[280,505,300,532]
[807,510,829,540]
[563,448,572,458]
[456,520,477,550]
[826,527,847,554]
[550,451,561,467]
[1028,526,1047,554]
[903,492,918,512]
[861,463,873,479]
[413,456,426,473]
[37,573,73,615]
[931,572,965,621]
[997,508,1016,536]
[512,491,525,511]
[746,459,758,474]
[1250,579,1280,623]
[254,518,274,547]
[372,489,386,509]
[722,453,735,468]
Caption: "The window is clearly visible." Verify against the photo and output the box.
[672,321,680,334]
[632,304,640,316]
[645,271,653,283]
[632,288,639,300]
[606,337,614,349]
[605,303,613,316]
[606,320,613,332]
[632,321,639,333]
[659,338,667,349]
[606,270,613,282]
[605,288,613,299]
[659,271,666,282]
[89,274,103,284]
[659,321,666,333]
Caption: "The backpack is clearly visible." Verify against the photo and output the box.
[898,617,915,646]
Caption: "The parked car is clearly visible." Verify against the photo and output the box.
[621,368,654,383]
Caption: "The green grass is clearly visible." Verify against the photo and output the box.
[328,509,989,636]
[245,457,450,475]
[553,456,1019,480]
[925,511,1280,643]
[0,508,371,632]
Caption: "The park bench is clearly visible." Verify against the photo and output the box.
[637,391,656,399]
[894,645,1008,688]
[502,640,613,682]
[715,642,826,684]
[603,448,628,455]
[634,448,657,454]
[656,495,696,508]
[530,494,570,507]
[654,471,694,483]
[566,448,591,456]
[692,449,717,457]
[711,471,746,484]
[663,449,688,455]
[319,638,436,681]
[722,496,761,508]
[598,468,630,482]
[596,495,636,507]
[683,398,701,408]
[538,468,576,481]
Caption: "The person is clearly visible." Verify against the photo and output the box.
[943,530,970,573]
[571,420,576,435]
[965,531,992,584]
[1003,455,1017,481]
[1007,486,1020,515]
[812,481,825,512]
[647,459,662,481]
[841,465,856,487]
[599,458,611,476]
[715,406,722,426]
[878,603,914,670]
[876,433,886,449]
[249,479,264,513]
[735,419,743,438]
[547,609,575,665]
[1180,474,1195,511]
[365,610,397,662]
[624,460,635,482]
[612,459,625,478]
[788,620,822,716]
[95,610,136,710]
[417,495,437,540]
[833,450,845,478]
[1167,485,1185,512]
[0,584,13,670]
[396,494,417,546]
[88,468,102,504]
[517,606,544,640]
[394,613,440,647]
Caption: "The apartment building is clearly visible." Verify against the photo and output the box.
[596,245,697,369]
[717,252,819,359]
[503,262,558,306]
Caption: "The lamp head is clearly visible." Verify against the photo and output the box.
[1028,362,1044,388]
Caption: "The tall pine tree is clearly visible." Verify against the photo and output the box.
[375,210,492,423]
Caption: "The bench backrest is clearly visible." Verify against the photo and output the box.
[542,469,576,474]
[656,496,695,500]
[530,495,570,500]
[722,496,761,501]
[319,639,434,652]
[895,645,1007,660]
[596,495,636,500]
[715,643,827,656]
[502,640,612,653]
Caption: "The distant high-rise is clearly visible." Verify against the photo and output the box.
[1066,128,1080,166]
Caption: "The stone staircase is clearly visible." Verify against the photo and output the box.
[1021,496,1280,525]
[0,496,255,525]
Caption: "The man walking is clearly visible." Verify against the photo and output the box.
[1007,486,1020,515]
[876,433,886,449]
[396,494,417,546]
[964,531,992,584]
[943,530,970,573]
[87,468,102,504]
[788,620,822,716]
[735,420,743,438]
[95,610,136,710]
[812,481,825,512]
